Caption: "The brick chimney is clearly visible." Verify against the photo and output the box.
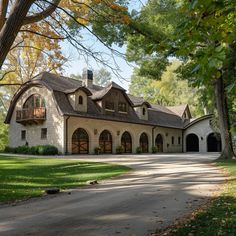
[82,69,93,88]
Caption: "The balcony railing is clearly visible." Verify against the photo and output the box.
[16,107,46,124]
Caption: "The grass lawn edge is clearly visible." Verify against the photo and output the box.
[0,155,132,206]
[154,160,229,236]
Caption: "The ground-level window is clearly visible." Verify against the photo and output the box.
[72,128,89,154]
[178,136,181,145]
[99,130,112,153]
[172,136,174,145]
[41,128,47,139]
[21,130,26,140]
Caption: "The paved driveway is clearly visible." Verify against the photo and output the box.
[0,153,224,236]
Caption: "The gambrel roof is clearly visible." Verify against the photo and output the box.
[5,72,191,129]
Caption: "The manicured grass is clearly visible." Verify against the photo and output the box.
[168,160,236,236]
[0,156,130,203]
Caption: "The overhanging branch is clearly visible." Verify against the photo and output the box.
[23,0,61,25]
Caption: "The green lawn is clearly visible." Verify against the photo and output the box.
[0,156,130,203]
[168,160,236,236]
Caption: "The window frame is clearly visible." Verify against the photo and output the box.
[105,101,115,112]
[21,130,26,140]
[118,102,127,113]
[78,95,83,105]
[41,128,47,140]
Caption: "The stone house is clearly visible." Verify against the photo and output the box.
[5,70,222,154]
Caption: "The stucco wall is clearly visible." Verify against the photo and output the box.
[68,90,87,112]
[9,86,64,153]
[67,117,183,154]
[183,117,220,153]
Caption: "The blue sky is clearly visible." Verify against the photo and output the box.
[60,0,146,91]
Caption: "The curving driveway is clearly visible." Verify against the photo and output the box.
[0,153,225,236]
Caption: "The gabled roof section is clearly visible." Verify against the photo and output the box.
[91,81,125,101]
[128,94,151,108]
[150,104,176,115]
[167,104,192,118]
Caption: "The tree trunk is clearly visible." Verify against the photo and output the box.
[214,75,235,159]
[0,0,34,69]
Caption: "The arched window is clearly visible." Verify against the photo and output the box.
[140,132,149,153]
[155,134,163,152]
[186,134,199,152]
[142,108,146,116]
[78,96,83,105]
[72,128,89,154]
[23,94,45,109]
[99,130,112,153]
[121,131,132,153]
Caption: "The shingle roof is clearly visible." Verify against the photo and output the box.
[5,72,187,129]
[167,104,188,117]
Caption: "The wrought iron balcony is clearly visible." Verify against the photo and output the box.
[16,107,46,125]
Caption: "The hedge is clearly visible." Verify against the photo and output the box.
[4,145,58,155]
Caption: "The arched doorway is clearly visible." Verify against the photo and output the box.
[140,132,149,153]
[207,133,222,152]
[121,131,132,153]
[72,128,89,154]
[186,134,199,152]
[155,134,163,152]
[99,130,112,153]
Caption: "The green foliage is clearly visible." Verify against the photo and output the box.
[116,145,124,154]
[168,160,236,236]
[129,61,204,116]
[136,146,142,154]
[152,146,157,153]
[0,115,8,151]
[94,146,101,155]
[93,68,112,86]
[0,156,130,203]
[4,145,58,155]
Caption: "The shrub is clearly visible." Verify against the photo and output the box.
[4,146,16,153]
[36,145,58,155]
[116,145,124,154]
[15,145,30,154]
[152,146,158,153]
[94,146,101,155]
[4,145,58,155]
[136,146,142,154]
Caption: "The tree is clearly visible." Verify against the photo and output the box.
[0,0,131,71]
[129,61,204,117]
[125,0,236,159]
[93,68,112,86]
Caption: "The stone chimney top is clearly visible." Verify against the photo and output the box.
[82,69,93,88]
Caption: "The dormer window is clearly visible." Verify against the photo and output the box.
[142,108,146,116]
[118,102,127,113]
[78,96,83,105]
[105,101,114,111]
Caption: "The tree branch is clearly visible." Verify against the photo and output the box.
[20,29,68,40]
[23,0,61,25]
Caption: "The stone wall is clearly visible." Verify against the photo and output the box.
[67,117,183,154]
[9,86,65,153]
